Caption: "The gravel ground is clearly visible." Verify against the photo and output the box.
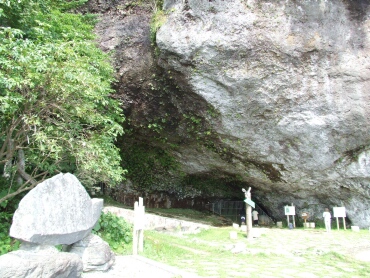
[82,255,200,278]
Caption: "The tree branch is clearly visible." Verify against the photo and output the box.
[0,170,48,204]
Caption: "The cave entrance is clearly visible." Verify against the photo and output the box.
[208,200,274,225]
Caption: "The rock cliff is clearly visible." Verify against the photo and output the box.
[83,0,370,227]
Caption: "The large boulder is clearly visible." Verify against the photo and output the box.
[82,0,370,227]
[10,173,103,245]
[154,0,370,227]
[68,234,115,272]
[0,245,83,278]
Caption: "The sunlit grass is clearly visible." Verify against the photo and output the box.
[140,227,370,277]
[101,201,370,277]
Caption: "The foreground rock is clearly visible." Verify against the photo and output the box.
[0,173,112,277]
[0,245,83,278]
[10,173,103,245]
[69,234,115,272]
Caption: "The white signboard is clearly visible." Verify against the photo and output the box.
[244,199,255,208]
[333,207,346,218]
[284,206,295,216]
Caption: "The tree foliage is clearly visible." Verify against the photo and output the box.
[0,0,125,204]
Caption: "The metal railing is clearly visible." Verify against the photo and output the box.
[208,200,274,225]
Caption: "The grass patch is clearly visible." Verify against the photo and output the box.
[100,199,370,277]
[140,227,370,277]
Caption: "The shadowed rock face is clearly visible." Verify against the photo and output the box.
[85,0,370,227]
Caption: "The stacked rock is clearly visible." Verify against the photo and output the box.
[0,173,115,278]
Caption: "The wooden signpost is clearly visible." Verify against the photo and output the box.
[302,212,309,228]
[243,187,253,239]
[133,197,145,255]
[244,198,255,209]
[333,207,346,230]
[284,204,296,228]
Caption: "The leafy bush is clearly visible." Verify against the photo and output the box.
[0,212,20,255]
[93,211,132,253]
[0,0,125,204]
[0,178,22,255]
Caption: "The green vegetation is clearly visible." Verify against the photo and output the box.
[0,182,21,255]
[120,143,181,192]
[142,227,370,277]
[93,211,133,254]
[118,141,241,198]
[0,211,19,255]
[150,2,166,45]
[182,174,244,198]
[0,0,125,204]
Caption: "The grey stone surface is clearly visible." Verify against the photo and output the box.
[69,234,115,272]
[258,215,273,226]
[154,0,370,227]
[0,246,83,278]
[82,0,370,228]
[10,173,103,244]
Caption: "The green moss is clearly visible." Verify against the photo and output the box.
[150,8,167,45]
[182,174,244,198]
[120,143,181,192]
[118,142,247,199]
[344,145,369,162]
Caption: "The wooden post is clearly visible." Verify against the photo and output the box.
[286,215,289,227]
[343,217,346,230]
[133,201,138,255]
[243,187,253,239]
[246,202,252,239]
[301,212,308,228]
[336,217,339,230]
[133,197,145,255]
[138,198,144,252]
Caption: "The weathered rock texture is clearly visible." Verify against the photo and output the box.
[10,173,103,245]
[155,0,370,227]
[1,173,114,277]
[84,0,370,227]
[69,234,115,272]
[0,245,83,278]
